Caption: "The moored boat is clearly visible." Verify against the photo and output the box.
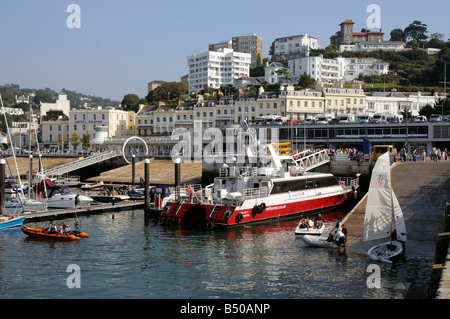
[0,215,26,230]
[159,125,359,228]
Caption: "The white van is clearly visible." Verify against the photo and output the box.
[337,113,356,124]
[356,112,374,123]
[413,115,427,122]
[371,113,389,124]
[429,114,442,122]
[315,113,334,124]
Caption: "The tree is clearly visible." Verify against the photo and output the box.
[404,21,428,43]
[121,94,140,112]
[297,73,316,89]
[275,68,291,85]
[82,131,91,150]
[390,28,405,42]
[146,82,187,103]
[69,133,81,152]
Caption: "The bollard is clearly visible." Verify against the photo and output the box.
[0,159,5,215]
[144,159,150,214]
[174,158,181,187]
[132,154,135,188]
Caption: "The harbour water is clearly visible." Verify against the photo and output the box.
[0,207,433,300]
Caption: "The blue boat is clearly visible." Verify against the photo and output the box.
[0,215,26,230]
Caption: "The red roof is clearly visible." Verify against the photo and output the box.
[341,19,355,24]
[352,32,366,36]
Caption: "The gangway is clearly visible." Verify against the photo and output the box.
[43,150,118,176]
[293,149,330,173]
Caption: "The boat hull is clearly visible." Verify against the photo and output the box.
[0,216,26,230]
[301,235,339,248]
[21,226,79,240]
[46,195,93,209]
[160,189,355,227]
[91,195,130,203]
[367,240,404,263]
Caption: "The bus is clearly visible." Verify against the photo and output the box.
[371,145,394,161]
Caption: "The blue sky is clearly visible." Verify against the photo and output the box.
[1,0,449,101]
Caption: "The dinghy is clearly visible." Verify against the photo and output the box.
[363,152,407,263]
[294,218,325,236]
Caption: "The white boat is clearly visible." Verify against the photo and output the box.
[36,178,93,209]
[294,218,325,236]
[363,152,407,263]
[80,182,104,191]
[301,234,339,248]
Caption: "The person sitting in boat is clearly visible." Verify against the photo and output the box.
[46,222,58,234]
[314,214,324,228]
[299,219,309,229]
[62,222,71,234]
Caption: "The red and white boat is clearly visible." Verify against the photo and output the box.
[159,142,360,228]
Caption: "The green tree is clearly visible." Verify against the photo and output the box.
[275,68,291,85]
[297,72,316,89]
[121,94,140,112]
[69,133,81,152]
[404,21,428,44]
[146,82,187,103]
[82,131,91,149]
[390,28,405,42]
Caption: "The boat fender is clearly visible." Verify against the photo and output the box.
[253,205,261,214]
[353,190,358,200]
[223,210,233,219]
[338,194,344,200]
[236,213,243,222]
[162,206,171,214]
[260,203,266,211]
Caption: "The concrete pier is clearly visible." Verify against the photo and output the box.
[342,160,450,297]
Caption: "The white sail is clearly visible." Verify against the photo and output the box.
[363,152,392,242]
[392,191,407,242]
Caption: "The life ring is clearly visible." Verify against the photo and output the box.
[260,203,266,211]
[236,213,243,222]
[223,210,233,219]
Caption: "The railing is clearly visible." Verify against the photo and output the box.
[294,149,330,172]
[44,150,118,176]
[243,186,269,200]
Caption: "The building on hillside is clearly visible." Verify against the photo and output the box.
[339,41,405,52]
[209,40,232,52]
[264,62,289,84]
[330,19,384,46]
[187,48,251,93]
[232,34,263,68]
[147,81,166,93]
[40,93,70,118]
[271,34,320,62]
[288,55,389,84]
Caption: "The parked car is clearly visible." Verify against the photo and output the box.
[429,114,442,122]
[370,113,389,124]
[413,115,428,122]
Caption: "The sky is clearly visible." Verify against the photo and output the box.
[1,0,449,102]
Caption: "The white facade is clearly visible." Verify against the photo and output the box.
[366,92,440,117]
[272,34,320,62]
[40,93,70,117]
[264,62,288,84]
[187,48,251,93]
[339,41,404,52]
[288,56,389,84]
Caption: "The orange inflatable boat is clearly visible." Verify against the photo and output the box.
[21,226,88,240]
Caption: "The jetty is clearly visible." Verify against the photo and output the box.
[343,160,450,298]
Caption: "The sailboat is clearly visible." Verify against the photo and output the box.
[363,152,407,263]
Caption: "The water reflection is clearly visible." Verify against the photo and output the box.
[0,209,433,299]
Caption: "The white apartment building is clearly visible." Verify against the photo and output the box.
[264,62,288,84]
[366,91,440,117]
[339,41,405,52]
[187,48,251,93]
[288,55,389,84]
[271,34,320,62]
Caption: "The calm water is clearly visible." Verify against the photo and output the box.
[0,208,433,299]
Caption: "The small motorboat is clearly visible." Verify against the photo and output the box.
[21,226,88,240]
[294,218,325,236]
[92,186,130,203]
[80,182,104,191]
[0,215,26,230]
